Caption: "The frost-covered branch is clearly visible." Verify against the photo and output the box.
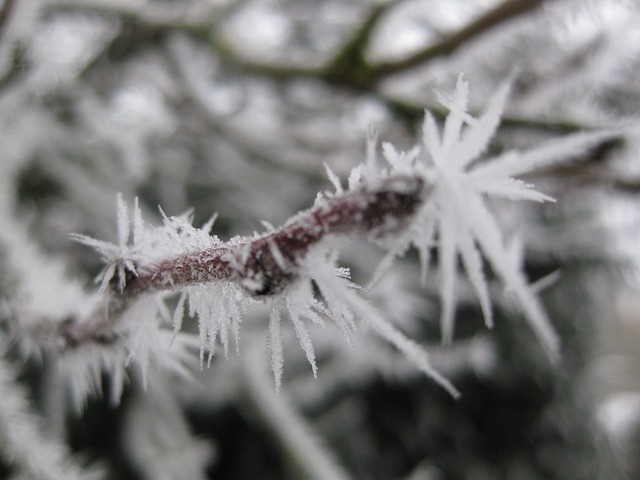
[0,1,635,477]
[60,174,425,354]
[92,175,425,302]
[68,75,614,396]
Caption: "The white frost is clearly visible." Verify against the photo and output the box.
[370,73,616,360]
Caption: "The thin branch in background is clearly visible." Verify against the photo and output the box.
[0,0,17,42]
[386,97,596,134]
[321,2,391,88]
[47,0,602,137]
[206,0,549,91]
[241,341,352,480]
[370,0,547,81]
[86,176,424,301]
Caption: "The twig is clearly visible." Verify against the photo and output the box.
[369,0,547,81]
[387,98,593,134]
[50,0,597,136]
[119,175,425,299]
[60,175,427,349]
[321,2,390,88]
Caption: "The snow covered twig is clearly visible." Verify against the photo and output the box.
[69,74,614,395]
[98,175,426,302]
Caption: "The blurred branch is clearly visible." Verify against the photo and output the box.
[0,0,26,90]
[387,98,593,134]
[208,0,549,90]
[48,0,217,31]
[551,168,640,194]
[522,138,635,192]
[321,2,390,88]
[370,0,548,82]
[208,31,325,80]
[241,343,351,480]
[535,161,640,195]
[371,0,544,82]
[0,0,16,42]
[42,0,626,163]
[48,0,597,136]
[207,2,393,86]
[52,0,548,91]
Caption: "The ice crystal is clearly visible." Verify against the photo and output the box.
[265,244,459,396]
[370,74,614,360]
[71,194,139,293]
[184,282,251,368]
[72,195,221,293]
[266,245,356,392]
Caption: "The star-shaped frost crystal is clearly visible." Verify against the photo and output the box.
[372,74,613,361]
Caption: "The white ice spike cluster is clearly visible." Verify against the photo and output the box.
[372,74,612,361]
[376,74,554,354]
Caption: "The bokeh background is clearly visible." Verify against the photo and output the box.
[1,0,639,478]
